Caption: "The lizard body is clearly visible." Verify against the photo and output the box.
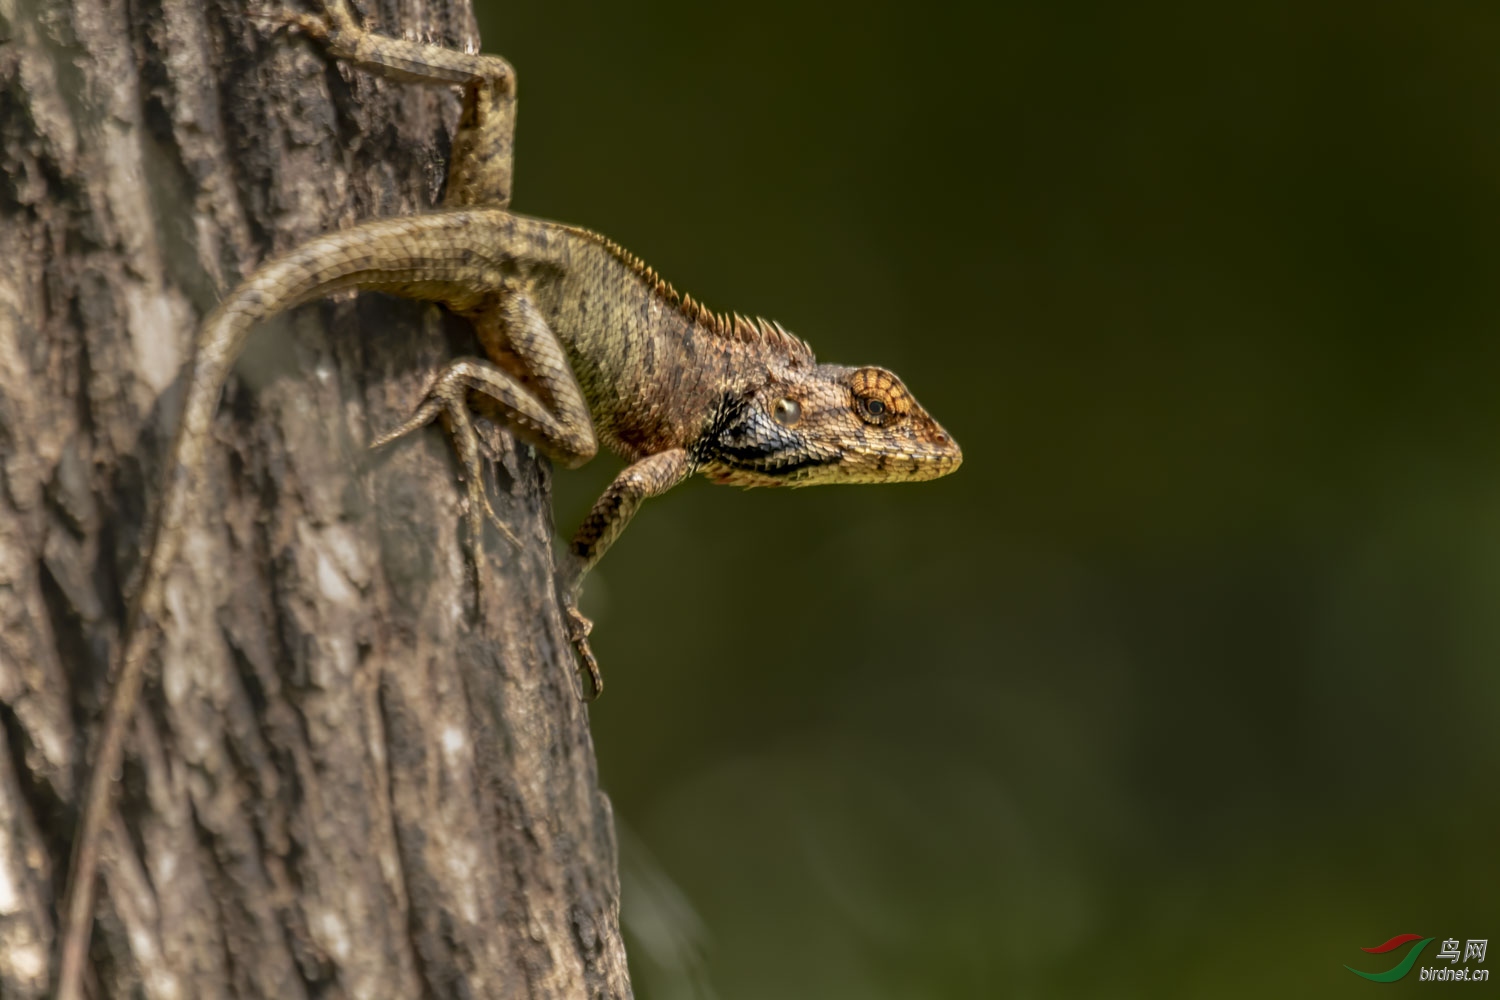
[56,4,961,995]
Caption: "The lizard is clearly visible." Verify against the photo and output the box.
[54,2,963,995]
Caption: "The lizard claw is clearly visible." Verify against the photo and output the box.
[472,481,521,551]
[369,397,443,451]
[371,373,521,552]
[564,604,603,701]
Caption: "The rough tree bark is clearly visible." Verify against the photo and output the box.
[0,0,632,996]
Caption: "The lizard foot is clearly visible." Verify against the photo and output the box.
[370,370,522,558]
[564,604,604,701]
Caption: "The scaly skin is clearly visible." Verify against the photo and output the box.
[54,4,962,996]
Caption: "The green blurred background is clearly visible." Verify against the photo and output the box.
[483,2,1499,996]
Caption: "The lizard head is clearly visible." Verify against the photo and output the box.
[698,364,962,487]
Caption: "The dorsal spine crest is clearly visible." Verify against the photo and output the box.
[574,228,814,360]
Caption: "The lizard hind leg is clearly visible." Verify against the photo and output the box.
[279,0,516,208]
[368,371,520,566]
[370,296,597,603]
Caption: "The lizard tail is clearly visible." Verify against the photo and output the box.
[56,277,253,1000]
[55,210,503,999]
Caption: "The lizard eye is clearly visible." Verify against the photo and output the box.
[850,367,908,426]
[855,393,893,426]
[772,397,802,427]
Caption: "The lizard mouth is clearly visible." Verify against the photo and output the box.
[704,434,964,486]
[704,448,841,486]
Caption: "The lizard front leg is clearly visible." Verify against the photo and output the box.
[561,449,692,698]
[280,0,515,208]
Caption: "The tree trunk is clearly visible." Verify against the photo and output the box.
[0,0,631,996]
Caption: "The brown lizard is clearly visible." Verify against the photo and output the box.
[55,2,962,994]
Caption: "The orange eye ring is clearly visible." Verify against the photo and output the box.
[849,367,909,426]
